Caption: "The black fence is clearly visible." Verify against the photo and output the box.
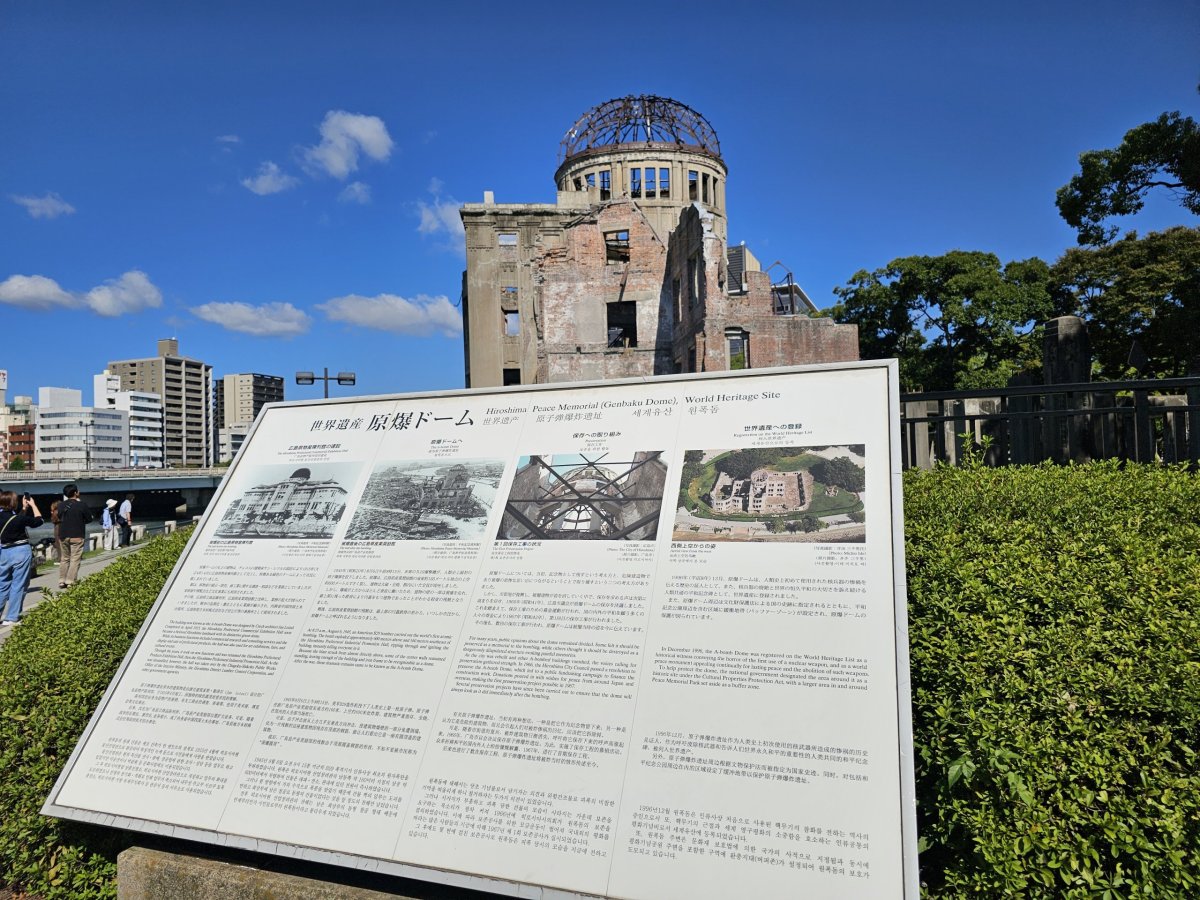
[900,377,1200,469]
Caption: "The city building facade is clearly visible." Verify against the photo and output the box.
[0,394,36,469]
[109,339,212,467]
[460,95,858,388]
[94,371,165,468]
[214,373,284,463]
[34,387,129,471]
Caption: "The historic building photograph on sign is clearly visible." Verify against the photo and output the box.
[215,463,357,539]
[345,458,503,541]
[673,445,866,542]
[497,451,667,540]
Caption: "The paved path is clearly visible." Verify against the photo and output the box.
[0,542,149,648]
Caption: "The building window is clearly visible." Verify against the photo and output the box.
[672,277,682,322]
[586,173,595,189]
[688,254,701,305]
[498,232,518,247]
[630,167,641,198]
[501,285,518,299]
[688,170,698,201]
[503,311,520,336]
[712,177,719,207]
[645,167,656,199]
[573,177,582,191]
[702,173,710,204]
[688,343,697,372]
[503,368,521,386]
[659,167,670,198]
[607,301,638,348]
[605,230,630,264]
[599,170,611,200]
[727,328,750,370]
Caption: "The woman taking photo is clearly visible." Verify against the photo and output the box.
[0,490,44,627]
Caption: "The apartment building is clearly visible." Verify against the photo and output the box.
[109,339,212,467]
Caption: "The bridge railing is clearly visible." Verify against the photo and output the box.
[901,376,1200,469]
[0,467,230,482]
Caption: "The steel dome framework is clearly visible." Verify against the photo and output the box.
[559,95,721,163]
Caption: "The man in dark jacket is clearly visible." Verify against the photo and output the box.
[57,484,92,588]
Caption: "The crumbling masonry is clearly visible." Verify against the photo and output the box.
[460,95,859,387]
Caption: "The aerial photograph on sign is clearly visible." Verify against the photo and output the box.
[344,457,503,540]
[673,445,866,542]
[496,450,667,540]
[214,463,359,539]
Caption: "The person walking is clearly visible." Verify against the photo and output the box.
[0,491,44,627]
[102,499,119,550]
[118,493,134,547]
[57,484,93,589]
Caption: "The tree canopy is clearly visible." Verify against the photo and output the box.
[1051,226,1200,378]
[1056,107,1200,246]
[831,251,1054,391]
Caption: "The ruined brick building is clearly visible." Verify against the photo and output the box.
[459,95,859,388]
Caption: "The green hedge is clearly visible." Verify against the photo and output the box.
[906,462,1200,897]
[1,464,1199,898]
[0,529,192,899]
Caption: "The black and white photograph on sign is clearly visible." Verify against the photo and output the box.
[215,463,359,539]
[497,451,667,540]
[673,445,866,542]
[344,458,503,541]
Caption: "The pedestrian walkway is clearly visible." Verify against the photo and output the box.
[0,542,149,648]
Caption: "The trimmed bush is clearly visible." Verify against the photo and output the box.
[906,462,1200,896]
[1,463,1198,897]
[0,529,192,899]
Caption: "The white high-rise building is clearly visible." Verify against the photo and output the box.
[94,370,164,469]
[35,387,129,471]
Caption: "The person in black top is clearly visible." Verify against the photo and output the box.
[0,490,44,626]
[56,484,92,589]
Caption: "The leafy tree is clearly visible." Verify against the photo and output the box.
[1057,102,1200,245]
[8,456,25,471]
[832,251,1054,390]
[1051,226,1200,378]
[800,514,823,533]
[815,457,866,492]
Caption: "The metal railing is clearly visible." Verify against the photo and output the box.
[0,466,229,482]
[900,377,1200,469]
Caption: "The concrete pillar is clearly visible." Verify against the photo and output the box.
[1042,316,1093,463]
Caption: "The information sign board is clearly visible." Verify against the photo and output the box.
[45,362,917,899]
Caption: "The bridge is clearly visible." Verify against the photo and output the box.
[0,468,229,519]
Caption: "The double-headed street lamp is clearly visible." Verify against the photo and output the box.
[295,367,356,399]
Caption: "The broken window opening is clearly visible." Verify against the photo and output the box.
[688,344,697,373]
[659,167,670,198]
[727,328,750,370]
[688,170,698,201]
[498,232,518,247]
[644,167,656,199]
[503,368,521,386]
[712,177,719,207]
[605,230,630,264]
[688,254,701,306]
[630,168,642,198]
[573,177,583,191]
[504,311,520,336]
[599,170,611,200]
[672,277,682,322]
[702,173,710,204]
[607,301,638,348]
[586,173,596,189]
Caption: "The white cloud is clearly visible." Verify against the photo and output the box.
[338,181,371,205]
[11,192,76,219]
[190,301,311,337]
[0,274,77,309]
[302,110,393,180]
[215,134,241,144]
[416,179,464,252]
[0,270,161,316]
[318,293,461,337]
[84,270,163,317]
[241,161,300,195]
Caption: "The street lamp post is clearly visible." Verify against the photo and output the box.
[295,368,356,399]
[81,420,93,471]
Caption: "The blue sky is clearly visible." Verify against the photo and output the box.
[2,0,1197,403]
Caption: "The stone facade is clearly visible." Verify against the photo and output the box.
[460,96,858,388]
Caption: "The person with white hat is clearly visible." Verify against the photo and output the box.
[102,499,119,551]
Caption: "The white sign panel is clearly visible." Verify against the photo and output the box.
[45,363,917,899]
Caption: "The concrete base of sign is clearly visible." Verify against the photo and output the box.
[117,847,421,899]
